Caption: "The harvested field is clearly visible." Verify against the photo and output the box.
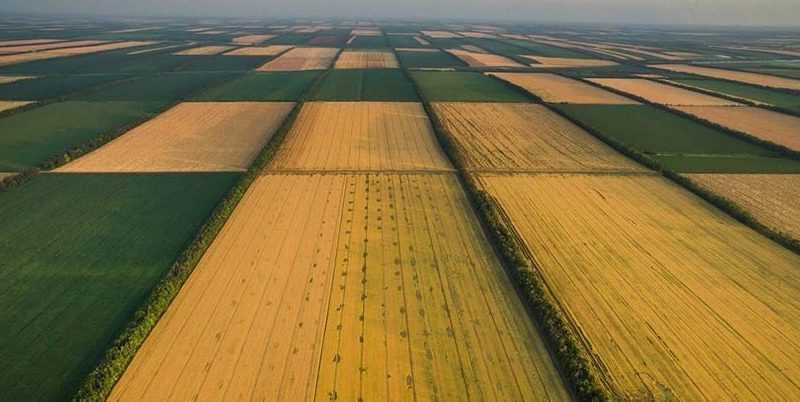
[446,48,524,68]
[269,102,452,171]
[587,78,741,106]
[224,45,293,56]
[232,34,276,45]
[673,105,800,151]
[0,40,106,55]
[110,173,568,402]
[56,102,293,172]
[257,47,339,71]
[0,100,33,113]
[688,173,800,240]
[654,64,800,91]
[479,173,800,401]
[174,46,235,55]
[334,50,399,69]
[490,72,639,104]
[431,102,644,173]
[523,56,618,68]
[0,41,154,66]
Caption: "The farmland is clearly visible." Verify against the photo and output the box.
[395,48,465,68]
[654,64,800,91]
[667,78,800,111]
[257,47,339,71]
[491,72,639,104]
[673,106,800,151]
[191,71,320,101]
[411,71,530,102]
[587,78,740,105]
[310,69,418,101]
[334,49,399,69]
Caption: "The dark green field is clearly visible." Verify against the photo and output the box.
[0,172,239,402]
[411,71,530,102]
[79,72,238,102]
[347,35,389,48]
[504,39,594,59]
[670,79,800,112]
[0,46,196,75]
[0,74,126,101]
[270,34,312,45]
[396,49,465,68]
[657,154,800,173]
[386,34,427,48]
[311,69,418,101]
[191,71,319,101]
[174,55,270,72]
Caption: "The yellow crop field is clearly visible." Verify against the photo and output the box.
[173,45,235,55]
[446,48,524,68]
[269,102,453,172]
[523,56,618,68]
[223,45,293,56]
[431,102,644,173]
[257,47,340,71]
[334,50,399,69]
[587,78,741,106]
[688,173,800,241]
[0,40,105,54]
[0,41,154,66]
[232,34,275,45]
[57,102,294,172]
[489,72,640,104]
[420,30,462,38]
[478,173,800,401]
[654,64,800,91]
[110,173,568,402]
[0,101,33,113]
[350,29,382,36]
[673,105,800,151]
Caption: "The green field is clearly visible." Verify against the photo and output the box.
[386,34,427,48]
[0,172,238,402]
[396,49,465,68]
[347,35,389,48]
[411,71,530,102]
[671,78,800,112]
[310,69,418,101]
[174,55,270,72]
[0,46,195,75]
[270,34,312,45]
[505,39,594,59]
[657,154,800,173]
[0,74,129,101]
[191,71,319,101]
[79,72,237,102]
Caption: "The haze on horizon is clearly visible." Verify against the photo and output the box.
[1,0,799,28]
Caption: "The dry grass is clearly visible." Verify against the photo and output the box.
[0,101,33,113]
[173,46,235,55]
[269,102,452,172]
[673,105,800,151]
[0,75,35,85]
[224,45,293,56]
[479,173,800,401]
[688,173,800,241]
[588,78,741,106]
[232,34,275,45]
[56,102,294,172]
[432,102,644,173]
[257,47,339,71]
[446,48,524,68]
[524,56,618,68]
[490,72,640,104]
[333,50,399,69]
[654,64,800,91]
[109,173,568,402]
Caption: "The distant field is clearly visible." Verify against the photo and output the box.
[673,106,800,151]
[0,172,239,402]
[668,78,800,111]
[192,71,319,101]
[395,48,465,68]
[0,46,192,74]
[656,154,800,173]
[491,73,638,104]
[654,64,800,91]
[79,72,237,103]
[347,35,388,48]
[411,71,530,102]
[257,47,339,71]
[0,73,125,100]
[110,173,568,402]
[334,49,398,69]
[310,69,418,101]
[175,55,269,71]
[478,173,800,401]
[504,39,595,59]
[587,78,739,106]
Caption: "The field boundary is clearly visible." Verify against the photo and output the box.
[404,65,608,401]
[70,69,328,401]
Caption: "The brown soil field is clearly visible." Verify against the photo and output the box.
[420,30,462,39]
[478,173,800,401]
[0,39,106,55]
[174,46,235,55]
[654,64,800,91]
[489,72,640,104]
[110,173,569,402]
[687,173,800,241]
[431,102,645,173]
[0,75,35,85]
[524,56,618,68]
[232,34,275,45]
[334,50,399,69]
[446,48,524,68]
[674,105,800,151]
[56,102,294,172]
[0,101,34,113]
[588,78,741,106]
[269,102,452,172]
[413,36,430,45]
[224,45,293,56]
[0,39,66,47]
[257,47,340,71]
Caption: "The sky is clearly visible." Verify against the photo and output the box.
[1,0,799,27]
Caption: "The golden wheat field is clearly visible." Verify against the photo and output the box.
[523,56,618,68]
[269,102,452,172]
[334,50,399,69]
[0,101,33,113]
[431,102,644,173]
[673,105,800,151]
[654,64,800,91]
[257,47,340,71]
[224,45,293,56]
[56,102,294,172]
[489,73,640,104]
[174,45,235,55]
[232,34,275,45]
[0,39,105,54]
[420,30,461,38]
[587,78,741,105]
[446,48,524,68]
[478,173,800,401]
[110,173,568,402]
[0,41,154,66]
[687,173,800,241]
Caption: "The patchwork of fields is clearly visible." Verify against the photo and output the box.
[2,16,800,402]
